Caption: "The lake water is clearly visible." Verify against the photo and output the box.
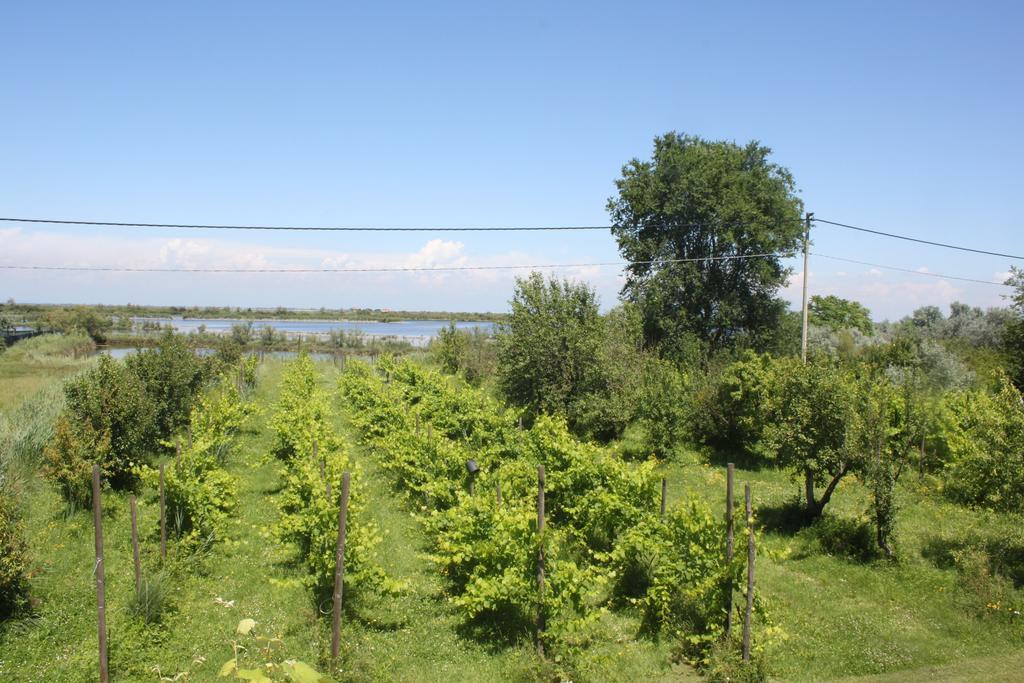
[130,317,495,345]
[98,347,360,361]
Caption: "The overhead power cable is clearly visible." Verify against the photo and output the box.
[0,216,808,232]
[811,252,1010,287]
[813,218,1024,260]
[0,252,786,274]
[0,216,610,232]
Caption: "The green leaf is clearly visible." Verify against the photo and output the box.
[284,659,324,682]
[218,659,237,677]
[237,669,272,682]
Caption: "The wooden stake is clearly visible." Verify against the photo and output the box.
[743,483,755,662]
[159,464,167,562]
[331,472,351,663]
[725,463,735,636]
[660,477,667,517]
[130,495,141,594]
[175,438,181,471]
[536,465,545,655]
[187,424,192,450]
[496,480,502,505]
[92,465,109,683]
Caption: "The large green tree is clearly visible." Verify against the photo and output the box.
[607,133,804,356]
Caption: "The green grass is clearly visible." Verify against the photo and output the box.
[0,334,95,412]
[655,450,1024,681]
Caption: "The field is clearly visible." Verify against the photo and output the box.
[0,342,1021,681]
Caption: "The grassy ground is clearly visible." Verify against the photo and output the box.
[654,452,1024,681]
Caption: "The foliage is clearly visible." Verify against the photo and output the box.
[935,378,1024,512]
[607,132,804,355]
[809,295,873,335]
[41,306,113,343]
[431,321,496,385]
[812,514,879,562]
[341,356,737,668]
[269,354,337,461]
[1004,267,1024,390]
[219,618,326,682]
[609,501,733,643]
[0,490,28,618]
[496,273,605,428]
[125,331,209,437]
[272,355,388,597]
[44,355,155,499]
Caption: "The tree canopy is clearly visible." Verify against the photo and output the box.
[809,295,873,335]
[607,132,804,356]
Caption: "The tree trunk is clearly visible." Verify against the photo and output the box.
[804,469,816,512]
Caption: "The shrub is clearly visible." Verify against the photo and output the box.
[0,490,29,618]
[42,415,110,508]
[936,378,1024,512]
[125,332,207,437]
[812,515,878,562]
[46,355,156,495]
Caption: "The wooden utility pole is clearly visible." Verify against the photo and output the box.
[800,212,814,363]
[92,465,109,683]
[159,464,167,561]
[331,472,352,663]
[725,463,735,636]
[130,495,142,594]
[536,465,546,655]
[743,484,755,662]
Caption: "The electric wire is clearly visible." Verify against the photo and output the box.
[0,217,611,232]
[811,252,1010,287]
[813,218,1024,260]
[0,252,787,274]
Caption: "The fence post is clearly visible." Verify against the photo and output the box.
[496,480,502,505]
[175,438,181,471]
[92,465,109,683]
[536,465,545,655]
[331,472,351,664]
[130,495,141,594]
[725,463,735,636]
[660,477,667,517]
[743,483,755,662]
[159,464,167,562]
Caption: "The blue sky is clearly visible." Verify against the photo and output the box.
[1,1,1021,319]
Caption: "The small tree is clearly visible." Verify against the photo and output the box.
[496,273,605,428]
[761,356,859,518]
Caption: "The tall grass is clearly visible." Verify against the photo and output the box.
[0,333,95,364]
[0,383,65,491]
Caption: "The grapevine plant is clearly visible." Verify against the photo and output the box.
[270,354,392,599]
[339,355,744,668]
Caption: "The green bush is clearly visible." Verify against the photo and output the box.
[935,378,1024,512]
[125,332,208,437]
[812,515,878,562]
[0,491,29,618]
